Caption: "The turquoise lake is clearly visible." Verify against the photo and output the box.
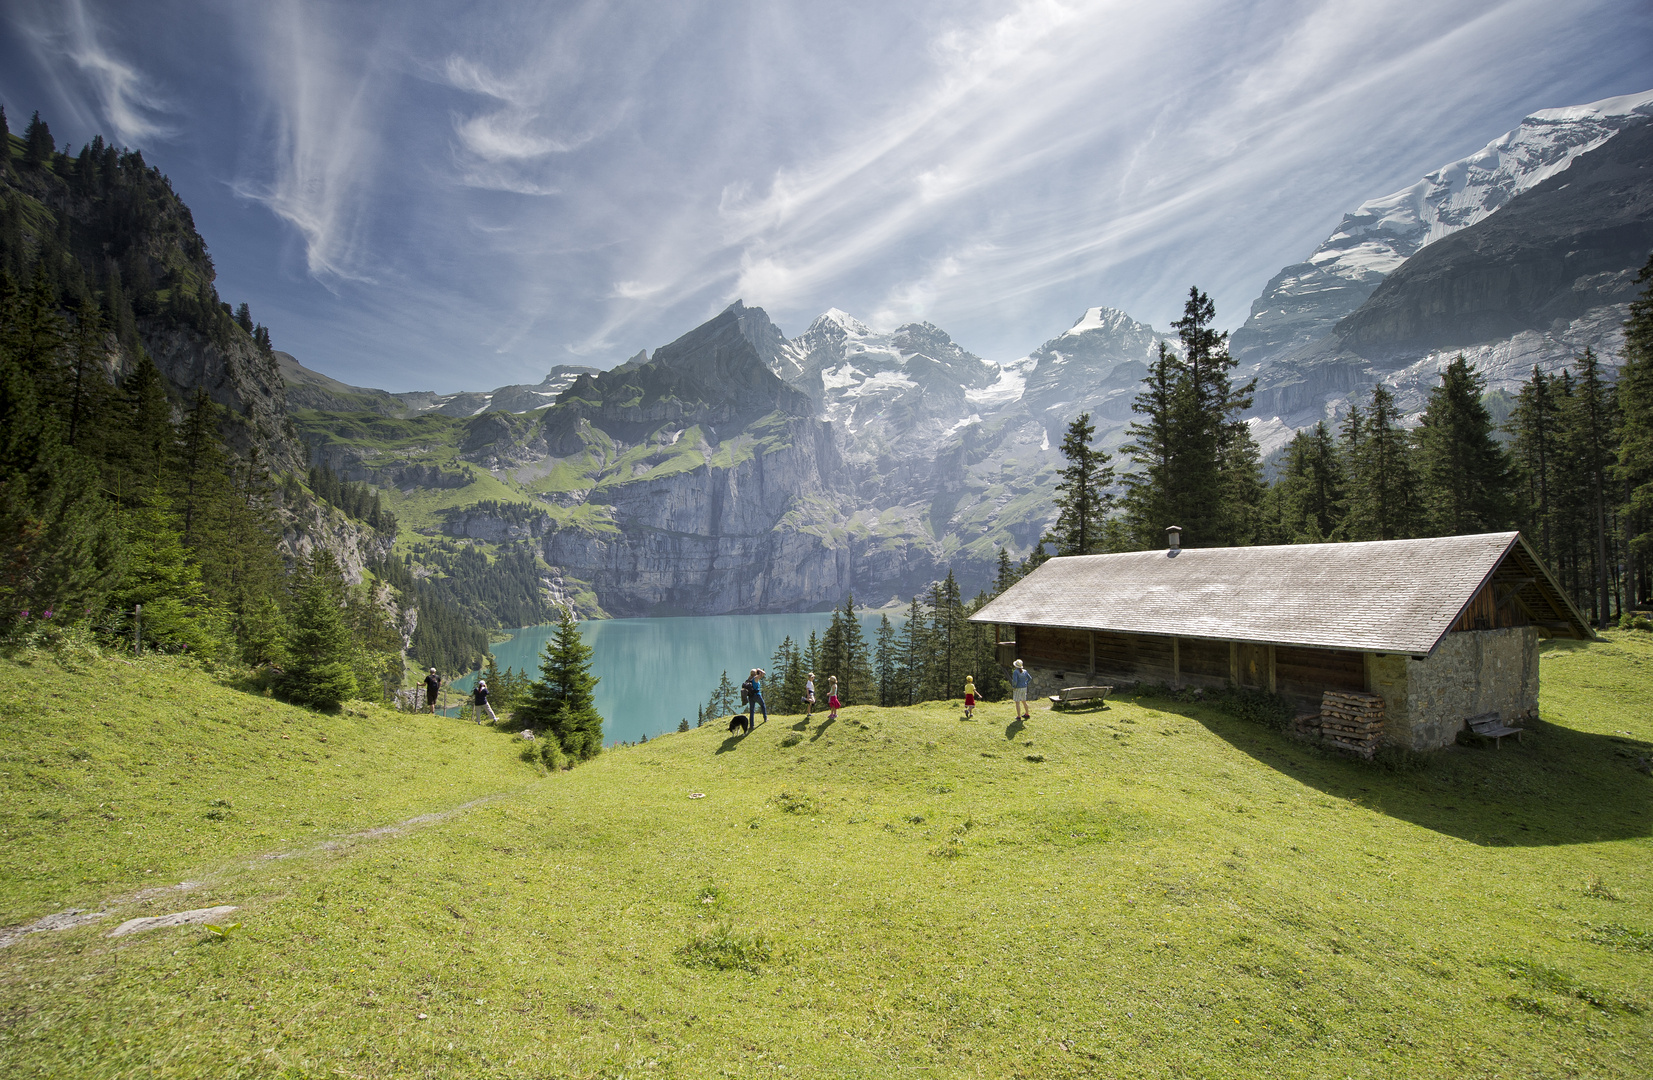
[450,612,894,745]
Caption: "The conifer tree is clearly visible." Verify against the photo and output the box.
[1510,366,1562,568]
[1414,355,1514,536]
[874,614,897,706]
[1044,412,1115,555]
[1266,422,1345,543]
[1561,347,1618,624]
[520,608,603,760]
[895,596,927,705]
[994,547,1016,594]
[1122,341,1178,546]
[0,341,125,622]
[279,548,357,709]
[1617,255,1653,610]
[1345,384,1421,541]
[839,593,873,704]
[1122,290,1261,546]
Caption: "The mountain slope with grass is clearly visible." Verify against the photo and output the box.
[0,633,1648,1078]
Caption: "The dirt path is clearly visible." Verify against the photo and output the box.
[0,792,513,950]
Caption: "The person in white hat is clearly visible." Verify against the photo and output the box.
[424,667,442,714]
[1010,659,1031,720]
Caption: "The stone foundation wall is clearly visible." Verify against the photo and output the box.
[1369,627,1539,751]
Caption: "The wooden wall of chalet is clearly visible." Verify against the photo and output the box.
[1275,645,1366,697]
[1450,580,1532,633]
[1094,631,1173,682]
[1014,625,1369,698]
[1017,626,1090,669]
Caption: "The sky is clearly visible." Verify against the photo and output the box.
[3,0,1651,393]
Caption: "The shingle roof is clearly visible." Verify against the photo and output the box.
[968,532,1591,655]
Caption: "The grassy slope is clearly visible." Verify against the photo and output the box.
[0,637,1649,1079]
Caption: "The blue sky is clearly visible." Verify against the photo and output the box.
[3,0,1650,393]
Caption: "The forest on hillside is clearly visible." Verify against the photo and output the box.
[0,108,531,695]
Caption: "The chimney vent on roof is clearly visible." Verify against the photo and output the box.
[1166,525,1182,557]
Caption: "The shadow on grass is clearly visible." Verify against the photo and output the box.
[1143,696,1652,847]
[1004,718,1026,741]
[809,716,837,742]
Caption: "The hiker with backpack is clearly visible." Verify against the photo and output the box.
[742,668,768,727]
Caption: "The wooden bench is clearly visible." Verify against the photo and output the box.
[1464,711,1523,748]
[1049,686,1113,710]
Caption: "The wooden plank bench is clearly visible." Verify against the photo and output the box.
[1049,685,1113,710]
[1464,711,1523,748]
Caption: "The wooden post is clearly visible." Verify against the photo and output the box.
[1266,644,1277,694]
[1229,641,1240,686]
[1172,637,1180,689]
[133,604,142,656]
[1089,632,1096,678]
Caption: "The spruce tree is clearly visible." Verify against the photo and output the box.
[1346,384,1421,541]
[112,485,230,656]
[1044,412,1115,555]
[520,608,603,760]
[1267,422,1345,543]
[0,341,125,623]
[839,594,873,705]
[1617,255,1653,610]
[1414,355,1513,536]
[993,547,1016,594]
[874,614,897,706]
[280,548,357,709]
[1122,341,1178,546]
[1510,366,1562,569]
[1562,347,1619,623]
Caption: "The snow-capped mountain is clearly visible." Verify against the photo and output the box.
[1229,89,1653,367]
[789,307,999,435]
[1015,307,1169,435]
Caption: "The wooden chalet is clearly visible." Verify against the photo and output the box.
[969,531,1592,751]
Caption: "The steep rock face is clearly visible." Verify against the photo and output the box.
[279,351,599,418]
[1249,119,1652,425]
[544,304,812,452]
[143,327,305,472]
[1230,89,1653,368]
[1333,120,1653,354]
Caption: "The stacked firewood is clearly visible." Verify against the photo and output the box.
[1317,691,1385,757]
[1293,711,1322,738]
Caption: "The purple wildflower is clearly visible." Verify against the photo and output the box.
[43,609,54,620]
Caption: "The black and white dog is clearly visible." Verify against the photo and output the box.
[727,714,752,735]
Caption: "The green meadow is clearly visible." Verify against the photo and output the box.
[0,634,1648,1078]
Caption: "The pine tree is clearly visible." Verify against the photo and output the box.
[0,339,125,623]
[279,549,357,709]
[895,596,927,705]
[1044,412,1115,555]
[234,303,253,333]
[1415,355,1513,536]
[1266,422,1345,543]
[1122,290,1261,547]
[1345,384,1421,541]
[1618,255,1653,610]
[23,113,53,169]
[839,593,873,705]
[874,614,897,706]
[520,609,603,760]
[994,547,1016,594]
[1562,348,1619,624]
[1121,341,1178,546]
[1510,366,1563,569]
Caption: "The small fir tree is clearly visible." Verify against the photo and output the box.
[280,548,358,710]
[520,608,604,760]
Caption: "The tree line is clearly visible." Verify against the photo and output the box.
[1035,270,1653,627]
